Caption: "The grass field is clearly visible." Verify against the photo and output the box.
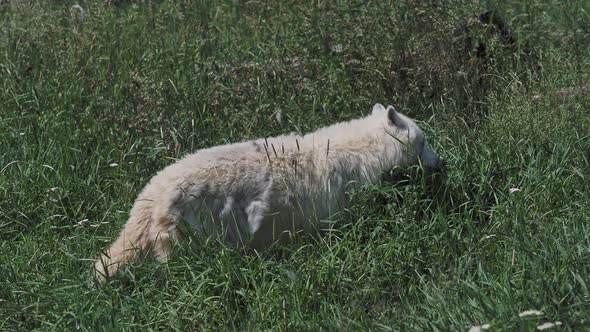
[1,1,589,330]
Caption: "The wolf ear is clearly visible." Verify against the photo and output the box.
[372,103,387,115]
[387,106,406,128]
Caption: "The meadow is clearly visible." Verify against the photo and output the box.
[1,1,589,330]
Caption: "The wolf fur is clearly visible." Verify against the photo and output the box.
[94,103,443,284]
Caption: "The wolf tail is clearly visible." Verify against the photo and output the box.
[94,200,177,286]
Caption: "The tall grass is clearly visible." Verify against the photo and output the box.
[1,1,589,330]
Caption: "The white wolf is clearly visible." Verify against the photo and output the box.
[95,103,444,284]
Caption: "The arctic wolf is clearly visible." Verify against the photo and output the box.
[95,103,444,284]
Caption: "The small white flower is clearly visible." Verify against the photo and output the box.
[275,109,283,125]
[47,187,59,192]
[330,44,343,53]
[285,270,297,283]
[509,187,521,194]
[468,324,490,332]
[537,321,562,330]
[71,4,85,22]
[109,163,118,167]
[519,309,544,317]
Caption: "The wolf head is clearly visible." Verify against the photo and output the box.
[372,103,445,172]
